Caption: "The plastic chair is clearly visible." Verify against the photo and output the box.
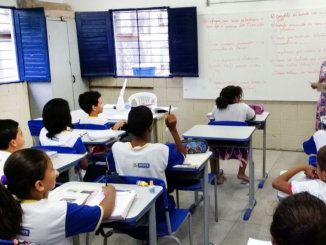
[101,175,193,245]
[303,136,317,169]
[208,121,248,127]
[73,123,108,130]
[127,92,157,106]
[28,119,44,145]
[0,240,14,245]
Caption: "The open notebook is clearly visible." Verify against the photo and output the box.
[87,130,121,141]
[49,184,136,221]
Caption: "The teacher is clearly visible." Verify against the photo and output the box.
[311,61,326,130]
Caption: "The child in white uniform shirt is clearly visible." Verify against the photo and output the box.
[0,119,25,177]
[272,145,326,203]
[78,91,125,129]
[0,148,116,244]
[210,85,255,183]
[270,192,326,245]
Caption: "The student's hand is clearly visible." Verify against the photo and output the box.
[102,184,116,195]
[303,165,317,178]
[113,120,126,130]
[165,113,177,131]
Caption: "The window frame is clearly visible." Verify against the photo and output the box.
[111,6,171,78]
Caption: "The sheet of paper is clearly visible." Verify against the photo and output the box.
[87,130,119,140]
[110,191,136,218]
[247,238,272,245]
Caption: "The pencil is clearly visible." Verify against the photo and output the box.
[105,171,108,186]
[169,105,171,115]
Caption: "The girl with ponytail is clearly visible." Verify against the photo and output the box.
[0,148,116,244]
[210,85,256,184]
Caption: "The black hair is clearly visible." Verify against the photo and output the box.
[216,85,243,110]
[42,98,72,138]
[78,91,101,114]
[317,145,326,172]
[0,119,19,150]
[270,192,326,245]
[0,149,49,240]
[128,106,153,137]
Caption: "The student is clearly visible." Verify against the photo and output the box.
[107,106,186,184]
[39,98,88,170]
[78,91,125,130]
[272,145,326,202]
[0,119,25,177]
[303,129,326,154]
[0,148,116,244]
[210,85,255,183]
[270,192,326,245]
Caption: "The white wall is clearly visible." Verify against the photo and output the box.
[0,0,16,7]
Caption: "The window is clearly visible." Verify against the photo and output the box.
[0,8,19,83]
[0,7,50,84]
[112,8,170,77]
[76,7,198,78]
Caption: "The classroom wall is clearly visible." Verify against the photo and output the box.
[63,0,325,151]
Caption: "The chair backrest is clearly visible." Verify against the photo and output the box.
[208,121,248,126]
[73,124,108,130]
[32,145,77,154]
[127,92,157,106]
[28,120,44,136]
[0,240,14,245]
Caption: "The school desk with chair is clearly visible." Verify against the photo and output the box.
[166,151,214,245]
[49,181,163,245]
[207,111,270,188]
[183,124,257,221]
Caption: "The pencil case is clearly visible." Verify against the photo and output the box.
[248,104,264,115]
[182,140,208,154]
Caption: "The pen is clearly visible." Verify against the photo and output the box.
[105,171,108,187]
[169,105,171,115]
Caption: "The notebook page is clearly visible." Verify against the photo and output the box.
[247,238,272,245]
[110,191,136,219]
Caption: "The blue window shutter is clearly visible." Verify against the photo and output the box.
[13,8,51,81]
[168,7,198,77]
[76,11,116,77]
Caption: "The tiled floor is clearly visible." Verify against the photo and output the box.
[84,150,309,245]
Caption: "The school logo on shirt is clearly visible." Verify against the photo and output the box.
[18,228,30,237]
[132,163,150,168]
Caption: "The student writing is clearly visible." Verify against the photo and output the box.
[0,148,116,244]
[0,119,25,177]
[209,85,255,184]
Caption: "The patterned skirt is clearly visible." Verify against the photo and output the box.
[211,147,248,166]
[315,92,326,131]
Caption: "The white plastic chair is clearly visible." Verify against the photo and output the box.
[127,92,157,106]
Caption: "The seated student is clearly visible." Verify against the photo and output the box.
[272,145,326,203]
[0,148,116,244]
[0,119,25,177]
[210,85,255,184]
[270,192,326,245]
[107,106,186,184]
[303,129,326,154]
[39,98,88,171]
[78,91,125,130]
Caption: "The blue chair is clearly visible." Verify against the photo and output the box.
[102,175,193,245]
[73,123,108,130]
[303,136,317,169]
[28,119,44,145]
[0,240,14,245]
[208,121,248,127]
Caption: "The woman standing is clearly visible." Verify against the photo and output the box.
[311,61,326,130]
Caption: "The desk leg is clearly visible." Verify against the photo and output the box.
[203,160,209,245]
[149,204,157,245]
[258,122,268,189]
[243,138,256,221]
[68,168,75,181]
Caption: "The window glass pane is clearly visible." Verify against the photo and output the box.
[0,8,19,83]
[113,8,169,77]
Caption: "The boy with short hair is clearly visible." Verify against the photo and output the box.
[107,106,186,183]
[272,145,326,203]
[0,119,25,177]
[78,91,125,130]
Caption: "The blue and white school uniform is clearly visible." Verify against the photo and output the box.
[16,199,103,245]
[39,128,87,156]
[303,130,326,155]
[79,115,111,128]
[0,151,11,178]
[107,142,184,183]
[210,103,255,165]
[289,180,326,203]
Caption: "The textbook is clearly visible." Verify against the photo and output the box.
[87,130,121,141]
[247,238,272,245]
[49,184,136,221]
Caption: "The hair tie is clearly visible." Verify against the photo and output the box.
[1,175,9,185]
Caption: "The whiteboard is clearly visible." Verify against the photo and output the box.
[183,9,326,101]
